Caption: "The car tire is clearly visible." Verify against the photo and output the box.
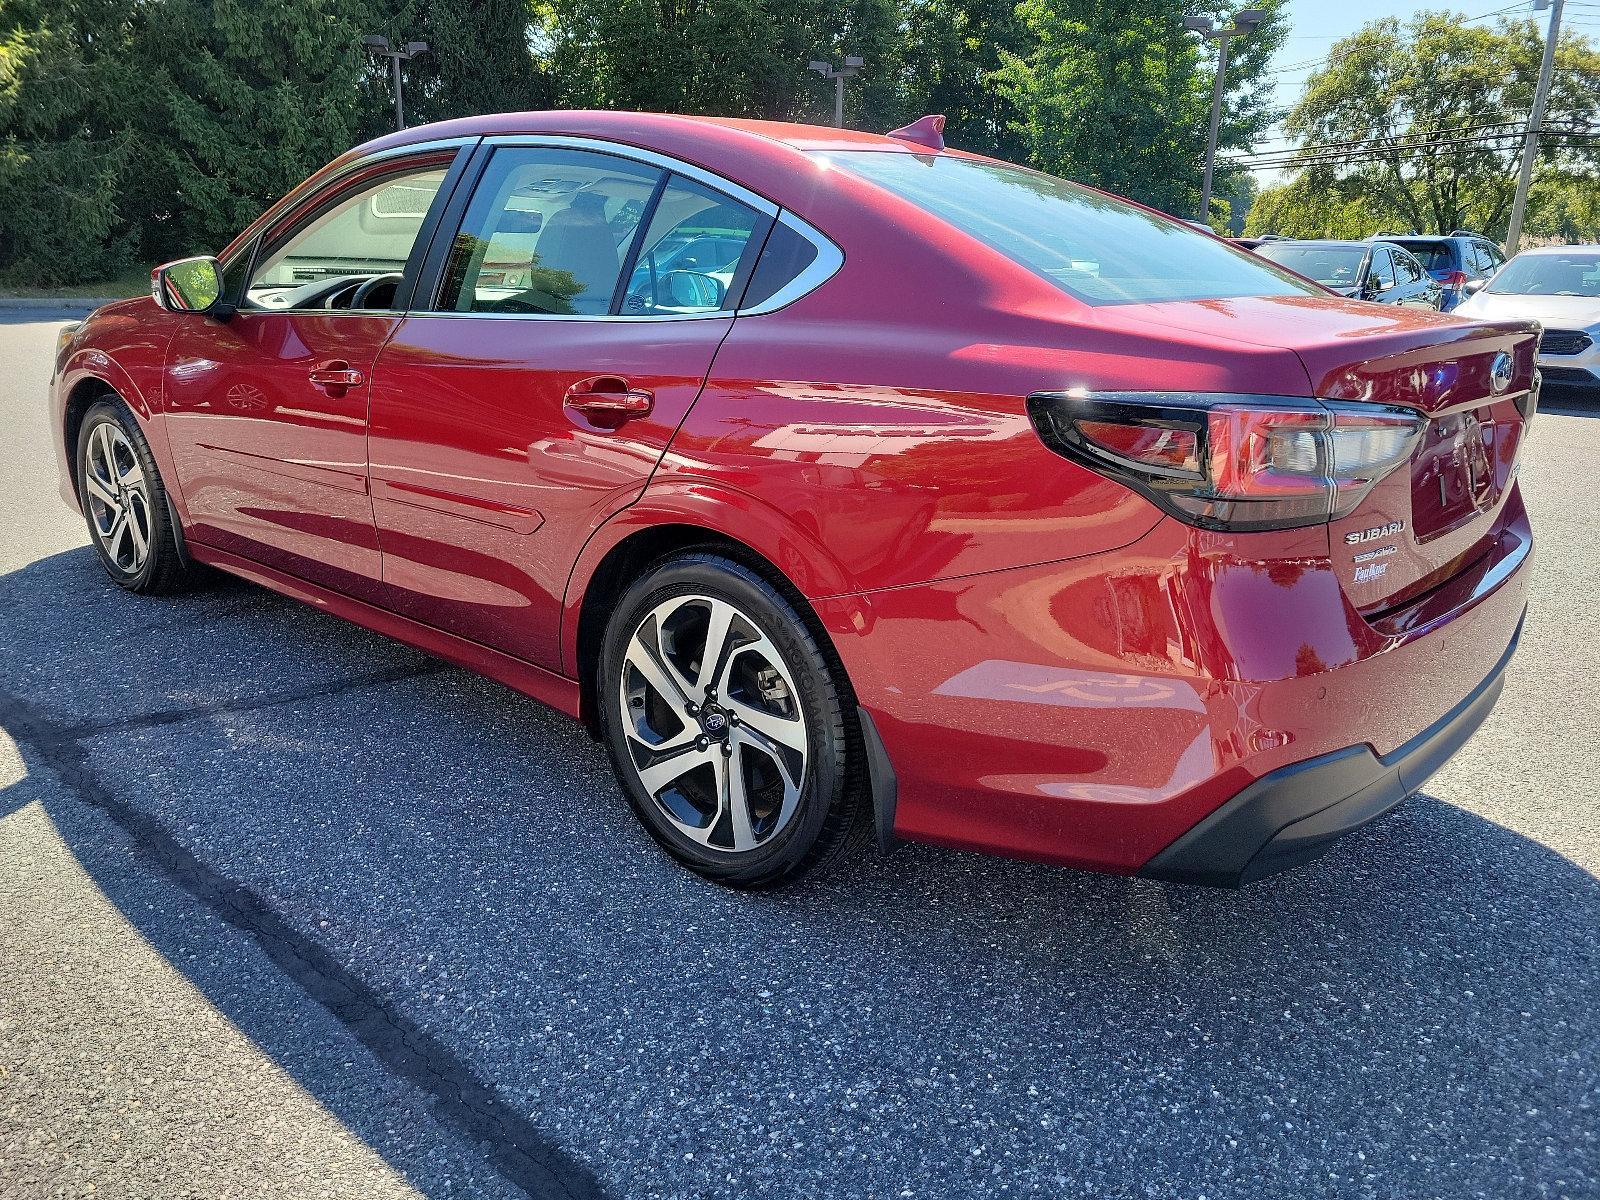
[76,397,198,595]
[598,551,865,888]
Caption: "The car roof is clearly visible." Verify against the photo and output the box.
[1261,239,1371,249]
[354,109,947,160]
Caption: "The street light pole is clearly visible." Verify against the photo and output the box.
[1505,0,1566,252]
[1185,10,1266,226]
[362,35,430,131]
[808,56,865,128]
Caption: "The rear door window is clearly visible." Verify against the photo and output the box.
[619,176,762,315]
[437,147,661,314]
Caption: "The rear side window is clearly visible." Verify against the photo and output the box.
[819,151,1319,306]
[742,222,819,309]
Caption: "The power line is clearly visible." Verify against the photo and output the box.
[1230,129,1597,171]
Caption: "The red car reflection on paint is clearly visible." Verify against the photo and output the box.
[48,111,1536,888]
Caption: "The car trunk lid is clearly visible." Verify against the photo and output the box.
[1099,296,1539,612]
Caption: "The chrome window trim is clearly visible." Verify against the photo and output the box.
[228,133,845,323]
[738,211,844,316]
[480,134,779,219]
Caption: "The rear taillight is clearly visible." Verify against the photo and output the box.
[1441,270,1469,289]
[1027,391,1425,531]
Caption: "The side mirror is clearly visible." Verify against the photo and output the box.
[1463,277,1487,296]
[661,270,726,310]
[151,255,230,316]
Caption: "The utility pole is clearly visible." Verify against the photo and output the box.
[1505,0,1565,252]
[1184,10,1266,226]
[363,35,430,131]
[808,56,865,128]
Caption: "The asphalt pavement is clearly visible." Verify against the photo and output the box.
[1,313,1596,1199]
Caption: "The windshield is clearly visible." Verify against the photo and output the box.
[1255,244,1367,288]
[818,152,1319,306]
[1486,252,1600,297]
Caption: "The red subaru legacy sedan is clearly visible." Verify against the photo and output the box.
[49,111,1536,888]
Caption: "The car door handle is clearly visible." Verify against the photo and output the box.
[308,361,365,392]
[564,376,654,421]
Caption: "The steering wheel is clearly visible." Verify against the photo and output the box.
[351,272,405,310]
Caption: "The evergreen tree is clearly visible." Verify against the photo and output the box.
[0,0,149,283]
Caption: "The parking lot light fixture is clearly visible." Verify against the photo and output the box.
[808,55,865,128]
[363,34,431,132]
[1186,9,1267,227]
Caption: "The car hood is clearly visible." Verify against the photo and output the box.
[1455,291,1600,329]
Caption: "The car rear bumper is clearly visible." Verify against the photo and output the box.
[822,492,1532,882]
[1140,611,1521,886]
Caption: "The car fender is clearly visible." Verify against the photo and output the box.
[53,302,186,518]
[559,474,866,678]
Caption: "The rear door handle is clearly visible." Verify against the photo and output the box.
[308,360,365,393]
[564,376,654,423]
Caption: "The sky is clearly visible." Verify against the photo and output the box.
[1251,0,1596,176]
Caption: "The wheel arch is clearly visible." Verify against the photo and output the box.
[569,519,859,734]
[61,376,122,506]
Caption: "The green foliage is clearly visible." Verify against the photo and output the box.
[143,1,377,258]
[995,0,1287,218]
[1264,11,1600,241]
[0,0,148,282]
[368,0,548,129]
[0,0,1295,284]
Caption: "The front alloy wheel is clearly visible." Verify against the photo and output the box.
[76,397,197,594]
[83,420,153,575]
[599,553,863,887]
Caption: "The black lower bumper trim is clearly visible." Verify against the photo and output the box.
[1140,612,1523,888]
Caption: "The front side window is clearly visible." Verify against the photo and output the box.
[247,165,449,311]
[618,176,761,315]
[1369,248,1397,290]
[818,151,1320,306]
[439,147,661,314]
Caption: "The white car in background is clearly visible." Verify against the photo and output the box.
[1456,245,1600,396]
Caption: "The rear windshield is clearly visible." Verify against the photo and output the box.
[818,151,1319,306]
[1383,240,1452,271]
[1486,252,1600,297]
[1255,244,1366,287]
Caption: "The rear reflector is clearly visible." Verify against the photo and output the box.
[1027,391,1425,531]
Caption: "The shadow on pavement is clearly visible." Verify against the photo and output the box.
[2,546,1595,1198]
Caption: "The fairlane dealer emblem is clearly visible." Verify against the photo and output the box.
[1345,520,1405,545]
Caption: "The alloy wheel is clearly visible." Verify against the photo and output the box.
[83,421,152,575]
[618,594,809,853]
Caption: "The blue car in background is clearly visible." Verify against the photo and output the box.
[1371,231,1507,311]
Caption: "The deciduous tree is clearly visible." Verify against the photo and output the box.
[1270,12,1600,240]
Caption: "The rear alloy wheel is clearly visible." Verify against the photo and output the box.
[76,398,196,594]
[599,553,862,887]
